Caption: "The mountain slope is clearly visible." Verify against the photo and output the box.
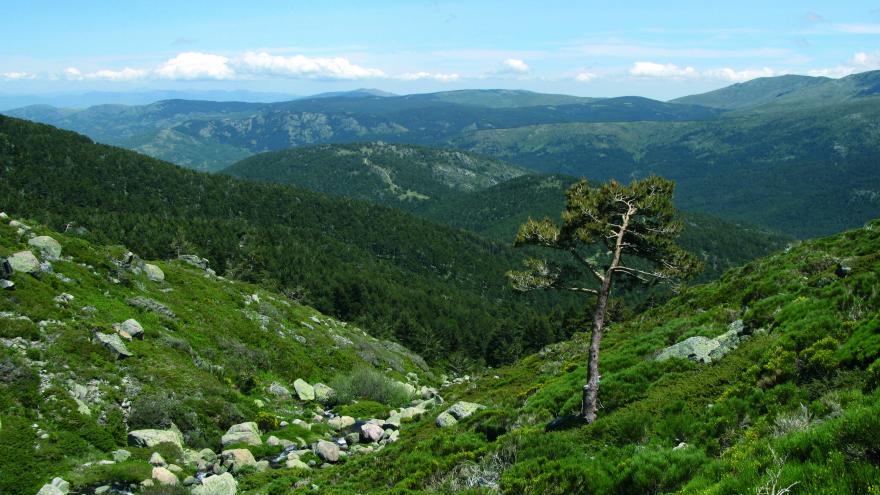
[671,74,830,109]
[0,115,577,365]
[0,215,433,494]
[290,218,880,494]
[222,143,528,211]
[672,69,880,110]
[453,96,880,237]
[4,93,719,171]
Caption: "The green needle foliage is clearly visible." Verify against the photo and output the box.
[509,177,701,421]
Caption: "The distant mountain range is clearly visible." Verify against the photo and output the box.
[4,71,880,237]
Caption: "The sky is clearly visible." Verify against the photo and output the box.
[1,0,879,100]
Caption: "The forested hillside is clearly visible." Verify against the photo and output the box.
[453,94,880,237]
[0,115,577,366]
[222,142,527,212]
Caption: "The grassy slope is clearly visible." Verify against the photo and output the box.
[280,219,880,494]
[0,217,431,495]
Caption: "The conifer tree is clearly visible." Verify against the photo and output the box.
[508,176,701,422]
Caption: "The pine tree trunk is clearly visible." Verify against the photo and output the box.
[580,205,633,422]
[581,278,610,422]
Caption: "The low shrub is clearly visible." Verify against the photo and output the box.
[330,368,413,406]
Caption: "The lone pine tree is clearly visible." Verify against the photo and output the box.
[508,176,701,422]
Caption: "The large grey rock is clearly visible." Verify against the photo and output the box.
[179,254,210,270]
[656,320,750,364]
[128,428,184,449]
[313,383,335,403]
[115,319,144,340]
[656,336,718,364]
[221,449,257,473]
[221,422,262,447]
[268,382,290,398]
[8,250,40,273]
[327,415,355,431]
[152,466,178,485]
[192,472,237,495]
[359,423,384,443]
[28,236,62,258]
[94,332,133,359]
[314,440,339,462]
[112,449,131,462]
[286,458,311,470]
[435,411,458,428]
[446,401,485,420]
[293,378,314,401]
[36,478,69,495]
[143,263,165,282]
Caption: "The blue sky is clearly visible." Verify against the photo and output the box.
[2,0,879,99]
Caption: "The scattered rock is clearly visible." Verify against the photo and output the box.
[286,458,311,470]
[36,477,70,495]
[53,293,74,305]
[149,452,166,466]
[112,449,131,462]
[293,378,314,401]
[673,442,689,450]
[28,236,62,258]
[268,382,291,398]
[128,428,184,449]
[360,423,384,443]
[192,472,237,495]
[656,320,750,364]
[313,383,335,404]
[221,422,262,447]
[93,331,133,359]
[314,440,340,463]
[94,486,110,495]
[221,448,257,472]
[327,415,355,431]
[657,336,719,364]
[152,466,179,485]
[126,296,176,320]
[143,263,165,282]
[436,401,485,428]
[8,250,40,274]
[115,319,144,340]
[179,254,210,270]
[435,411,458,428]
[0,279,13,290]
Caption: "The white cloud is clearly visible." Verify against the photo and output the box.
[809,51,880,78]
[63,67,84,80]
[1,71,35,80]
[88,67,148,81]
[500,58,530,74]
[237,51,385,79]
[155,52,235,80]
[399,71,460,82]
[629,61,698,78]
[703,67,776,82]
[575,71,597,82]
